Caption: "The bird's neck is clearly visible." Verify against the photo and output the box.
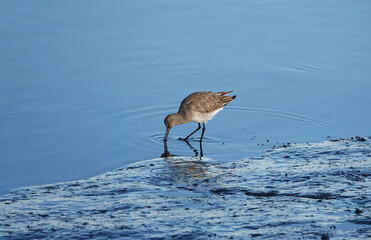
[172,113,190,126]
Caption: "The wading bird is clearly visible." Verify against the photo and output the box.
[164,91,236,142]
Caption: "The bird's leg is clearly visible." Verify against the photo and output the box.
[181,123,201,141]
[200,123,206,142]
[199,139,203,158]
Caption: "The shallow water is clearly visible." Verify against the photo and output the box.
[1,138,370,239]
[1,0,371,198]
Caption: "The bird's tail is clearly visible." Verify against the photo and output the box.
[215,90,234,96]
[215,91,236,106]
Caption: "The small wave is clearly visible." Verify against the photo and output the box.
[278,63,335,73]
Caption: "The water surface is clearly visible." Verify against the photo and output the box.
[0,0,370,195]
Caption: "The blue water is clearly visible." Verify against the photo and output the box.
[1,0,371,195]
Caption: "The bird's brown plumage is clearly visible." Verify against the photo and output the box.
[164,91,236,142]
[178,91,236,117]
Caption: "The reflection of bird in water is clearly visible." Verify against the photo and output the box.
[161,140,176,158]
[162,139,203,159]
[165,158,210,184]
[164,91,236,142]
[161,142,210,183]
[184,139,203,158]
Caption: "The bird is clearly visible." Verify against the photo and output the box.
[164,91,236,142]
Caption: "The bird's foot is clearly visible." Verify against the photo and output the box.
[178,137,189,141]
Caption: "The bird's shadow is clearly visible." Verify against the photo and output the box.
[161,139,204,159]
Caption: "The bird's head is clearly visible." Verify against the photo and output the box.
[164,114,177,129]
[164,114,184,141]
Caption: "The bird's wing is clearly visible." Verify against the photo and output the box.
[179,92,224,115]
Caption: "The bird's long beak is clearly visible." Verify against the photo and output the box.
[164,127,170,142]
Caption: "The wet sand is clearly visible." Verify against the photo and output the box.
[1,137,370,239]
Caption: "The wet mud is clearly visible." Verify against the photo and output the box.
[0,138,370,239]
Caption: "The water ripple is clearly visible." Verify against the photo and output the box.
[229,106,334,129]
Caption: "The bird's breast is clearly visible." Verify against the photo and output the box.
[191,108,223,123]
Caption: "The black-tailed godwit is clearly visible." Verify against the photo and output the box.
[164,91,236,142]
